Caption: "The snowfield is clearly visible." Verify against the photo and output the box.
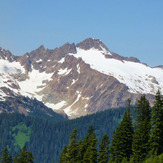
[17,66,53,99]
[69,47,163,95]
[0,59,53,101]
[0,59,25,74]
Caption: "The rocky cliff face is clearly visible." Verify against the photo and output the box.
[0,38,162,118]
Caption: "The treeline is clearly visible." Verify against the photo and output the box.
[0,146,33,163]
[0,106,129,162]
[60,91,163,163]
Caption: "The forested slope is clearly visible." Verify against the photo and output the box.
[0,107,130,162]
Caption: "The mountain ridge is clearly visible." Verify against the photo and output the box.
[0,38,163,118]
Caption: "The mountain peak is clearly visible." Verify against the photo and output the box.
[38,45,46,50]
[56,42,77,55]
[76,38,109,52]
[0,47,16,62]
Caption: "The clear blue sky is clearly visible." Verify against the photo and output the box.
[0,0,163,67]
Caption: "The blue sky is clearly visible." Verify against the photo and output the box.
[0,0,163,67]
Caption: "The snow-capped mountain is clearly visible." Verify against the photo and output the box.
[0,38,163,119]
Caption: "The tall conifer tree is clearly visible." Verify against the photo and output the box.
[82,125,98,163]
[110,100,133,162]
[0,147,12,163]
[98,133,110,163]
[149,90,163,155]
[132,96,151,162]
[59,145,68,163]
[78,125,94,161]
[14,146,34,163]
[67,128,79,162]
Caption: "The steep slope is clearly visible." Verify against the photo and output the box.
[0,38,163,119]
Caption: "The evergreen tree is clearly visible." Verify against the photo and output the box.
[132,96,151,162]
[78,126,94,161]
[77,140,84,162]
[110,100,133,163]
[67,128,79,162]
[14,146,34,163]
[98,133,110,163]
[59,145,68,163]
[82,125,98,163]
[149,90,163,155]
[0,147,13,163]
[143,152,163,163]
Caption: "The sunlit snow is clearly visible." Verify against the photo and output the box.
[84,104,88,108]
[77,64,80,73]
[100,45,112,55]
[58,58,65,63]
[69,48,163,94]
[64,91,81,116]
[36,59,42,63]
[0,59,25,74]
[71,79,78,85]
[58,68,71,75]
[45,101,67,110]
[0,73,19,94]
[17,66,53,98]
[0,59,25,98]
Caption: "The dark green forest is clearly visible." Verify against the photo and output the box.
[0,105,130,162]
[0,146,34,163]
[0,91,163,163]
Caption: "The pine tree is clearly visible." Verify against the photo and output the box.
[77,140,84,162]
[59,145,68,163]
[78,126,94,161]
[14,146,34,163]
[66,128,79,162]
[0,147,13,163]
[110,100,133,163]
[132,96,151,162]
[98,133,110,163]
[82,125,98,163]
[149,90,163,155]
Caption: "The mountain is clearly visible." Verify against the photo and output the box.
[0,38,163,119]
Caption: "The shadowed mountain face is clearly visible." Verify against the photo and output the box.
[0,38,162,119]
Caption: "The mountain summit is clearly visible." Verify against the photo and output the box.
[0,38,163,118]
[76,38,109,51]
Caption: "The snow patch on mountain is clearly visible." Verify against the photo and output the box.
[82,96,90,100]
[64,91,81,116]
[36,59,42,63]
[69,48,163,95]
[17,66,53,98]
[0,74,19,93]
[77,64,80,73]
[45,101,67,110]
[58,68,71,75]
[84,104,88,108]
[71,79,78,85]
[58,58,65,63]
[0,59,25,98]
[100,45,112,55]
[0,59,25,74]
